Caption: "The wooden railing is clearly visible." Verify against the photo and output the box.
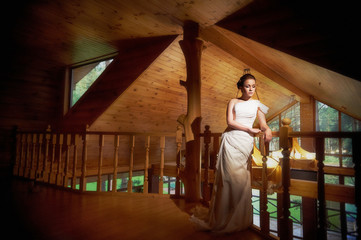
[11,122,360,239]
[198,119,360,240]
[12,125,183,195]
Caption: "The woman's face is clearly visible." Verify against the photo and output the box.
[241,79,256,98]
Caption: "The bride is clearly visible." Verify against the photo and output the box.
[190,73,272,233]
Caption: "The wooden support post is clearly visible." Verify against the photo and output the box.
[56,134,64,185]
[178,20,203,202]
[63,134,71,187]
[80,127,88,192]
[112,135,120,192]
[97,134,104,192]
[144,136,150,194]
[127,135,135,193]
[202,125,211,203]
[175,125,183,197]
[352,134,361,238]
[71,134,79,190]
[259,132,270,235]
[315,137,326,240]
[159,136,165,194]
[279,118,293,240]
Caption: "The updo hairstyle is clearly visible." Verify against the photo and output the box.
[237,73,256,89]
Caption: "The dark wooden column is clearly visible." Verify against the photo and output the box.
[178,21,203,202]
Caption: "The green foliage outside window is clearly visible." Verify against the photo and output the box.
[71,59,113,106]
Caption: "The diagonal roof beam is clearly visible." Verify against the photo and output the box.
[200,26,310,103]
[61,35,178,130]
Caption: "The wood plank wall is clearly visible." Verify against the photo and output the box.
[0,68,63,176]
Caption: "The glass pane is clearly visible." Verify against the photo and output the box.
[342,157,354,168]
[316,101,338,132]
[324,155,340,167]
[269,137,279,152]
[325,174,339,184]
[341,113,361,132]
[326,201,341,232]
[252,189,260,227]
[268,118,279,132]
[71,59,113,106]
[325,138,339,154]
[344,177,355,186]
[342,138,352,155]
[281,102,300,131]
[290,195,302,238]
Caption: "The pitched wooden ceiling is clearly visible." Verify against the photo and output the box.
[7,0,361,133]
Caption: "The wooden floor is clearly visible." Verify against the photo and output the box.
[2,177,267,240]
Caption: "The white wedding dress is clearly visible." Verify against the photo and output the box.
[190,100,269,233]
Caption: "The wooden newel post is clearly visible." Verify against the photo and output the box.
[178,20,203,202]
[279,118,293,240]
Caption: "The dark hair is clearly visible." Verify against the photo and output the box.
[237,73,256,89]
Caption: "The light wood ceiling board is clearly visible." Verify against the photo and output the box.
[142,0,252,27]
[91,36,187,133]
[219,27,361,119]
[200,26,310,103]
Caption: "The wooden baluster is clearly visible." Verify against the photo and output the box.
[13,132,21,176]
[279,118,293,240]
[112,135,120,192]
[259,132,270,235]
[202,125,211,202]
[97,134,104,192]
[56,134,64,186]
[80,127,89,192]
[63,134,71,188]
[35,134,43,180]
[29,133,37,179]
[211,134,220,169]
[144,136,150,194]
[175,125,183,197]
[127,136,135,193]
[17,133,26,176]
[42,126,51,181]
[352,134,361,238]
[23,133,31,177]
[159,136,165,195]
[315,137,326,240]
[48,133,57,183]
[71,134,79,190]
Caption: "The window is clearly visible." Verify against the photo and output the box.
[315,100,359,239]
[70,58,113,107]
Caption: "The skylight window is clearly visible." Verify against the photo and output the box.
[70,58,113,107]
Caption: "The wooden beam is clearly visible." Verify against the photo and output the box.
[200,26,310,103]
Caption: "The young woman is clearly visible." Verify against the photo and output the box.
[190,73,272,233]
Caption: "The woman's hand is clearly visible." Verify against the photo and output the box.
[248,128,261,135]
[263,128,272,143]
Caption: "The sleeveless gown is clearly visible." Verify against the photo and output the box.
[190,100,269,233]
